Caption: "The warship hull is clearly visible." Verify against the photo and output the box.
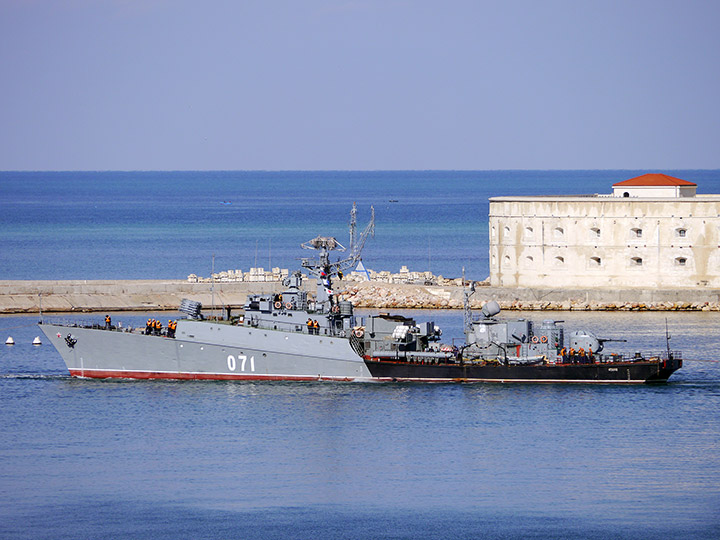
[40,321,681,384]
[39,321,373,381]
[363,357,682,383]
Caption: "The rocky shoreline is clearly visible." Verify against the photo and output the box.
[1,279,720,314]
[339,283,720,312]
[345,293,720,312]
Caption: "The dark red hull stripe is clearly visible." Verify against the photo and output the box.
[68,369,355,382]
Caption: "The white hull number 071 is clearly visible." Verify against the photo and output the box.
[227,354,255,372]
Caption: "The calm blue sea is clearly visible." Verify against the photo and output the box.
[2,170,720,281]
[1,171,720,539]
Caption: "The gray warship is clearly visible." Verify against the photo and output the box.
[360,294,681,383]
[40,208,682,383]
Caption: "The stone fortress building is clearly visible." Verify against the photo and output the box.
[489,174,720,289]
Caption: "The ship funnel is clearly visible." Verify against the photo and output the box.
[481,301,501,318]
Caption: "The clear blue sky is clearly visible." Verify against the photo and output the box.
[1,0,718,171]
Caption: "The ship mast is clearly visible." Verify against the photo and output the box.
[463,282,476,335]
[301,203,374,279]
[349,202,357,259]
[300,204,374,311]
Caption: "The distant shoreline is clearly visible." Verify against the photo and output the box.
[2,279,720,314]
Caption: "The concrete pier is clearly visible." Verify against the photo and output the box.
[0,280,293,314]
[2,279,720,314]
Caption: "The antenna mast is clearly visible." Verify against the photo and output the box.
[463,282,476,334]
[301,205,374,278]
[300,205,375,312]
[349,202,357,257]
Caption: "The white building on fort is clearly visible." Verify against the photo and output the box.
[489,174,720,289]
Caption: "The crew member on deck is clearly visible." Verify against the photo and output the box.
[105,315,111,329]
[313,320,320,335]
[307,319,313,334]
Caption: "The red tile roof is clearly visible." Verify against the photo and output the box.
[613,173,696,187]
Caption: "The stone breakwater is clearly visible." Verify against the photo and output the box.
[1,279,720,314]
[337,282,720,312]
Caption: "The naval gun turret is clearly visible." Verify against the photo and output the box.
[568,330,627,354]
